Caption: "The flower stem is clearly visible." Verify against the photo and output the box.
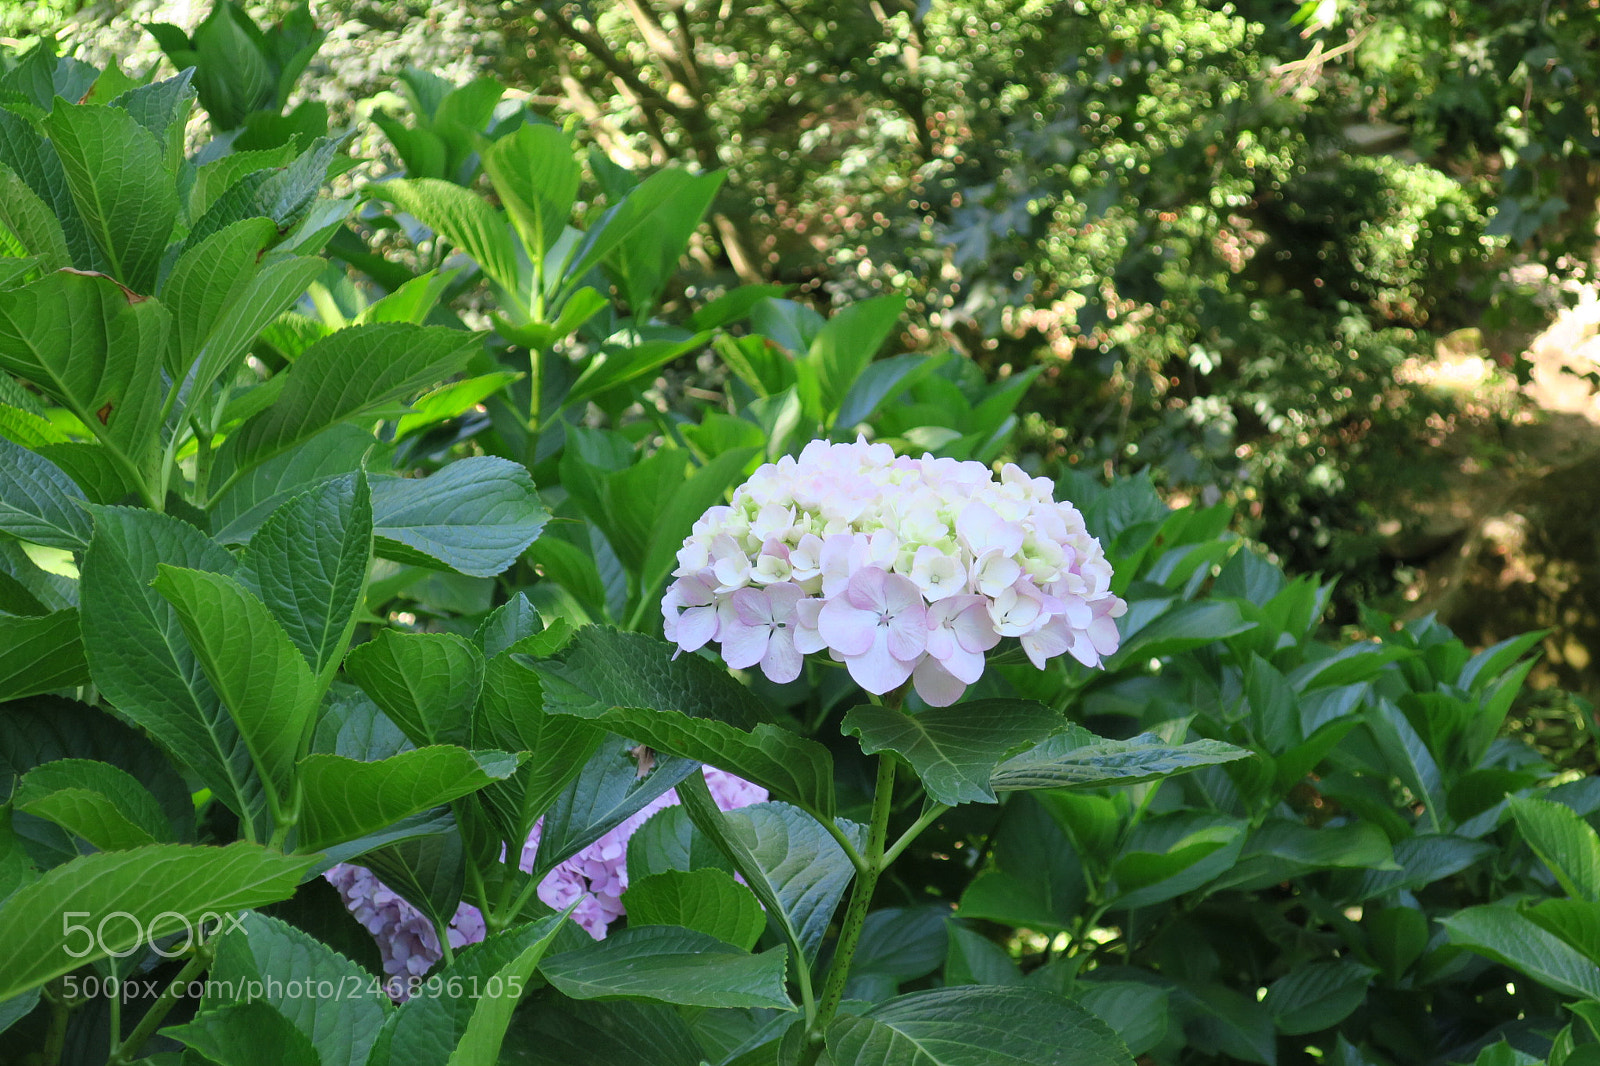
[801,751,897,1065]
[107,939,215,1065]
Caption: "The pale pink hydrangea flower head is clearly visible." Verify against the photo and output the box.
[662,439,1126,705]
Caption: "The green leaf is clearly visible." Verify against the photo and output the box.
[473,646,604,847]
[223,322,478,468]
[636,444,759,609]
[842,700,1062,807]
[957,794,1084,931]
[13,757,172,850]
[990,726,1250,791]
[480,123,580,262]
[0,436,93,549]
[0,842,316,1001]
[563,332,711,411]
[345,629,484,748]
[239,471,372,682]
[1071,981,1168,1058]
[944,923,1024,987]
[1442,904,1600,1000]
[805,294,905,422]
[373,913,571,1066]
[208,424,375,544]
[604,171,724,312]
[204,910,390,1066]
[0,161,70,267]
[359,821,467,939]
[1344,833,1492,901]
[824,986,1132,1066]
[376,177,519,291]
[625,805,735,881]
[677,783,863,966]
[1110,811,1246,909]
[42,103,177,292]
[0,608,88,700]
[850,906,950,988]
[500,997,704,1066]
[533,735,696,877]
[1263,959,1377,1035]
[559,169,709,303]
[0,270,168,478]
[162,217,323,404]
[622,869,765,951]
[541,925,792,1010]
[1510,795,1600,902]
[371,456,549,578]
[80,507,266,831]
[1366,699,1443,831]
[1106,601,1256,668]
[296,746,520,852]
[395,370,522,441]
[531,626,835,817]
[165,1001,320,1066]
[474,592,542,659]
[152,565,321,803]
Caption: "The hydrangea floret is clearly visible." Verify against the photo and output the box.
[663,439,1126,704]
[325,767,766,993]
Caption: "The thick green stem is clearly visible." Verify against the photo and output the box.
[107,940,215,1065]
[40,981,69,1066]
[801,752,897,1064]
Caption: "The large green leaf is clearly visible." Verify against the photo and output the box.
[805,294,905,422]
[164,1001,320,1066]
[541,925,792,1010]
[239,471,373,682]
[0,161,70,267]
[622,869,765,952]
[375,177,519,291]
[842,700,1062,807]
[204,911,390,1066]
[345,629,484,748]
[223,323,478,468]
[373,913,569,1066]
[500,997,703,1066]
[371,456,549,578]
[676,784,863,965]
[12,757,171,851]
[1509,794,1600,902]
[531,626,834,817]
[162,217,323,406]
[481,123,579,262]
[990,726,1250,792]
[823,986,1133,1066]
[0,842,316,1000]
[1343,834,1492,901]
[601,170,724,313]
[152,565,321,803]
[1442,904,1600,1000]
[0,436,93,549]
[1262,959,1377,1035]
[558,168,710,303]
[80,507,265,830]
[532,735,696,878]
[0,608,87,700]
[42,102,176,292]
[0,270,168,477]
[0,110,96,270]
[296,746,521,852]
[473,644,605,847]
[1071,981,1169,1058]
[1105,601,1256,668]
[209,424,376,544]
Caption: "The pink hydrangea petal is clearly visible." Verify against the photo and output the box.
[675,604,718,652]
[1021,616,1071,670]
[720,617,770,669]
[846,566,889,610]
[886,603,929,662]
[912,655,968,706]
[761,627,804,683]
[845,632,917,694]
[818,597,877,656]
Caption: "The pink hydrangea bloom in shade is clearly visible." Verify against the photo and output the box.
[661,438,1126,704]
[323,766,766,996]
